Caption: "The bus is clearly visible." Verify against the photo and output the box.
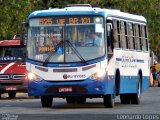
[21,4,150,108]
[0,37,27,98]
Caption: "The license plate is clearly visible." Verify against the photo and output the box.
[59,87,72,92]
[6,86,17,91]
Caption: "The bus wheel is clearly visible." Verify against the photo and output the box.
[130,76,141,104]
[66,97,76,104]
[41,96,53,107]
[76,97,86,104]
[103,94,115,108]
[8,93,16,98]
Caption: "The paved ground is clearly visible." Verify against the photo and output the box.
[0,87,160,120]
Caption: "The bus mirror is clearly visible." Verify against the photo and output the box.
[20,22,28,45]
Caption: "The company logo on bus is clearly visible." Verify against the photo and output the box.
[63,74,86,79]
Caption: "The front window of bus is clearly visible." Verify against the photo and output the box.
[28,16,105,63]
[0,46,26,62]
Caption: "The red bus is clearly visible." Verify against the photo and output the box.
[0,37,27,98]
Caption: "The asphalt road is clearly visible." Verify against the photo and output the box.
[0,87,160,120]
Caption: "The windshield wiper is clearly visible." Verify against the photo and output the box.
[42,41,63,66]
[66,40,88,64]
[42,40,87,66]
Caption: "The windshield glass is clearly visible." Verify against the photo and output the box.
[28,16,105,63]
[0,46,26,62]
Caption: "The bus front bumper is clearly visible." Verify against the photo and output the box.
[28,79,115,97]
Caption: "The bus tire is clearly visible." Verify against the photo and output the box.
[66,97,76,104]
[8,93,16,98]
[103,94,115,108]
[41,96,53,107]
[76,97,86,104]
[120,94,130,104]
[130,76,141,104]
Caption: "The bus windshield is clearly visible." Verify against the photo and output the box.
[0,46,26,62]
[28,16,105,63]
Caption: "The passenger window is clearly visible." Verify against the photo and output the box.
[141,25,148,51]
[138,24,142,50]
[113,19,119,48]
[121,21,127,49]
[127,23,134,49]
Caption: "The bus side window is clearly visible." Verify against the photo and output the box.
[144,26,149,51]
[121,21,127,49]
[138,24,142,50]
[117,20,122,48]
[128,23,134,50]
[141,25,148,51]
[132,24,136,50]
[127,23,133,49]
[135,24,140,50]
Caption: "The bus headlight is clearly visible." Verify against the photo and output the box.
[90,69,106,80]
[27,72,43,81]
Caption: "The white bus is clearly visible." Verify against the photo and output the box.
[21,4,150,108]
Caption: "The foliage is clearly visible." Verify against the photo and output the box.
[0,0,160,53]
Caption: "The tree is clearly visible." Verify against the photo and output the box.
[0,0,159,60]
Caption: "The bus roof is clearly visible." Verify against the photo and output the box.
[29,5,146,23]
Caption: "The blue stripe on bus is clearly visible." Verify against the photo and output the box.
[116,58,122,61]
[116,58,144,63]
[119,76,149,93]
[136,59,144,63]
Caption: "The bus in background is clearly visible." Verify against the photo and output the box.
[0,36,27,98]
[21,4,150,108]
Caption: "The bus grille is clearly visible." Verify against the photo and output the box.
[0,74,25,80]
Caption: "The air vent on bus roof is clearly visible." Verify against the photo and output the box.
[65,4,92,7]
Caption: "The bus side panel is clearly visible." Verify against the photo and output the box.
[119,75,138,94]
[119,75,149,94]
[104,75,115,94]
[142,76,149,92]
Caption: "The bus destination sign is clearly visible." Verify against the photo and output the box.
[39,16,93,25]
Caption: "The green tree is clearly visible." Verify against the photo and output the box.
[0,0,159,57]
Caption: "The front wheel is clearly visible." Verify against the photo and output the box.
[103,94,115,108]
[41,96,53,107]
